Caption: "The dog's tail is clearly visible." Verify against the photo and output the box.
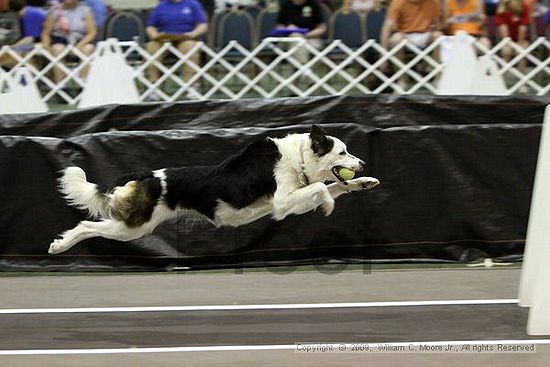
[59,167,110,219]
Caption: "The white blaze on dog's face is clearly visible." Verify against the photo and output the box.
[308,125,366,183]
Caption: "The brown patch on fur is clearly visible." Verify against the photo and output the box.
[110,180,159,228]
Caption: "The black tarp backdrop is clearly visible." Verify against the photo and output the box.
[0,95,547,271]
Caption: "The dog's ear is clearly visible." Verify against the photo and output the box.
[310,125,333,156]
[311,124,328,136]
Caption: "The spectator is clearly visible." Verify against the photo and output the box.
[41,0,97,83]
[276,0,326,68]
[381,0,442,51]
[146,0,208,98]
[484,0,499,16]
[0,0,46,68]
[445,0,491,48]
[495,0,530,79]
[83,0,107,31]
[380,0,442,88]
[214,0,258,14]
[343,0,378,14]
[495,0,530,47]
[495,0,530,54]
[523,0,536,15]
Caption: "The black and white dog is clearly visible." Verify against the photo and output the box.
[48,125,380,254]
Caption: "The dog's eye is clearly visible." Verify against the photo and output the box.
[339,151,346,155]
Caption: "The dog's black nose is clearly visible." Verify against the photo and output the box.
[359,160,366,171]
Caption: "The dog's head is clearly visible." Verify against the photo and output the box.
[305,125,366,183]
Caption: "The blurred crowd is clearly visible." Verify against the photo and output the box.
[0,0,548,94]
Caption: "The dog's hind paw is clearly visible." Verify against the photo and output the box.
[48,239,68,255]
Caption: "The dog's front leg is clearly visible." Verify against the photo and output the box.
[272,182,334,221]
[327,177,380,199]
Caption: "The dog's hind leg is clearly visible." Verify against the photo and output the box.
[48,219,153,254]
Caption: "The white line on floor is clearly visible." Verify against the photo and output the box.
[0,299,518,314]
[0,340,549,355]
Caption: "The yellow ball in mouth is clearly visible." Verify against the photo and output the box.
[338,167,355,181]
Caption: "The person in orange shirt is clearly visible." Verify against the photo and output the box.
[380,0,443,89]
[445,0,491,48]
[381,0,442,50]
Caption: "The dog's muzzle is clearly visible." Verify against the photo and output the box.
[331,160,366,184]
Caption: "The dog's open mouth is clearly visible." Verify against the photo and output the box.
[332,166,355,182]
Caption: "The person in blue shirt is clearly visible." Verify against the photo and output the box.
[145,0,208,97]
[83,0,108,31]
[0,0,46,68]
[9,0,46,43]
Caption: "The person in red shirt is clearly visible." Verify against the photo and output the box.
[495,0,530,58]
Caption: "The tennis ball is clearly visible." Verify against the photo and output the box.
[338,167,355,181]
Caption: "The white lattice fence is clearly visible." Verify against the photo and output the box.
[0,36,548,106]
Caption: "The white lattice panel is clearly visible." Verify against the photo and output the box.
[0,36,548,107]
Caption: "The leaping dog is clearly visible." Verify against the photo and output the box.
[48,125,380,254]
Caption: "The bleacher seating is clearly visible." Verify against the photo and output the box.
[53,5,389,62]
[255,8,278,43]
[208,11,226,48]
[1,3,392,54]
[136,8,151,39]
[319,3,331,42]
[365,8,386,42]
[243,5,262,20]
[329,9,365,49]
[0,12,19,46]
[216,10,255,50]
[104,11,146,44]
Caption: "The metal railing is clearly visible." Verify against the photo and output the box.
[0,36,548,106]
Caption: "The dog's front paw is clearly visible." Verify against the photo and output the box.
[347,177,380,191]
[321,197,335,217]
